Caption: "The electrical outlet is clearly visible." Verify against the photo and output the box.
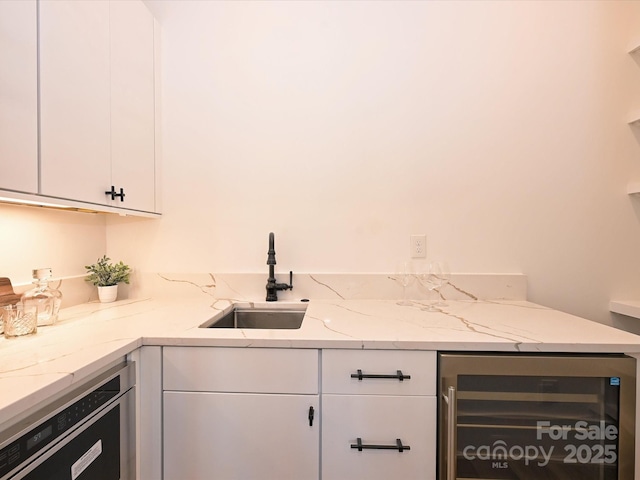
[410,234,426,258]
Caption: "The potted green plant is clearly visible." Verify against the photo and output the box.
[85,255,131,303]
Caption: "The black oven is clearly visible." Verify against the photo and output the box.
[0,362,135,480]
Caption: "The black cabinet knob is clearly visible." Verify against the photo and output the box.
[105,185,117,200]
[308,406,315,426]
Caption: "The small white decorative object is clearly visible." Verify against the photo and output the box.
[98,285,119,303]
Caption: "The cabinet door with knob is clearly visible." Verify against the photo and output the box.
[162,347,320,480]
[39,0,157,213]
[164,392,319,480]
[109,0,155,212]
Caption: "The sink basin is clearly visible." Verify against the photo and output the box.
[200,304,307,329]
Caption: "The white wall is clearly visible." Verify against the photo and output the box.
[10,0,636,330]
[107,0,640,327]
[0,203,106,284]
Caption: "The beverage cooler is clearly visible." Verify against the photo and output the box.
[438,353,636,480]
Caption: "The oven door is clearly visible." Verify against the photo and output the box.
[9,388,135,480]
[438,353,636,480]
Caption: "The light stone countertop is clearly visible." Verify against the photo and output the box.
[2,293,640,429]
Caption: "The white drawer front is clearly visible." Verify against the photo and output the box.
[322,395,436,480]
[163,347,319,394]
[322,349,436,395]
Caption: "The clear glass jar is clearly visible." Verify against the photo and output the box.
[3,304,37,338]
[20,268,62,326]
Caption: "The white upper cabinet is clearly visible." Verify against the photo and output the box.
[38,0,158,214]
[0,0,38,194]
[39,0,111,205]
[110,0,155,212]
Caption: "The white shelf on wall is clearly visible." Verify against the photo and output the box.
[628,48,640,190]
[624,42,640,319]
[610,301,640,319]
[627,182,640,195]
[628,44,640,124]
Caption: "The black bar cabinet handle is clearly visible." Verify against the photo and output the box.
[350,369,411,381]
[308,406,314,426]
[350,438,410,452]
[105,186,126,202]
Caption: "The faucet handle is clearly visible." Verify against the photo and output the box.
[278,271,293,291]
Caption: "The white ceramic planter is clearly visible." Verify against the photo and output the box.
[98,285,118,303]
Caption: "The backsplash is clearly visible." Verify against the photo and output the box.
[0,271,527,314]
[123,272,527,304]
[11,276,95,309]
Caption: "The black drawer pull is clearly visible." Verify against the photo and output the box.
[350,369,411,381]
[351,438,410,452]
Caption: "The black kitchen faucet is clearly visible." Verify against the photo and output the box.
[266,232,293,301]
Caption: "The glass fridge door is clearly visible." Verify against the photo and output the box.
[439,354,636,480]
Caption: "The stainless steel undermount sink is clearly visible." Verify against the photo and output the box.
[200,303,307,329]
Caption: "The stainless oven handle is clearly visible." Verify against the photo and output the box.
[443,386,456,480]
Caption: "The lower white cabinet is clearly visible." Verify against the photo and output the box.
[322,395,436,480]
[131,346,163,480]
[162,347,320,480]
[321,349,437,480]
[164,392,319,480]
[160,347,437,480]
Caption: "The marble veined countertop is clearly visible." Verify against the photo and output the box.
[1,294,640,429]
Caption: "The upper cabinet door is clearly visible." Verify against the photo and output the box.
[110,0,155,212]
[39,0,111,205]
[0,0,38,194]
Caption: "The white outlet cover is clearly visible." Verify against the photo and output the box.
[410,234,426,258]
